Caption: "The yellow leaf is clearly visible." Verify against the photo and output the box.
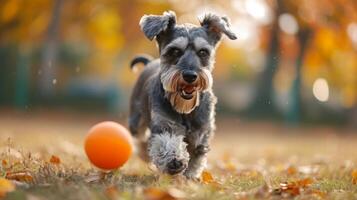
[201,171,214,184]
[0,178,15,198]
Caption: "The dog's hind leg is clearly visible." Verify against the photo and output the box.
[128,105,142,136]
[129,100,151,162]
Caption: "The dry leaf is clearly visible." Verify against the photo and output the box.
[286,166,297,175]
[296,178,313,188]
[352,169,357,184]
[274,178,313,197]
[201,171,214,184]
[2,160,7,166]
[0,178,15,198]
[5,171,34,183]
[281,182,300,196]
[274,182,299,196]
[50,155,61,165]
[143,187,177,200]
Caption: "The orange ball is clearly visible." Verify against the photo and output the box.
[84,121,133,170]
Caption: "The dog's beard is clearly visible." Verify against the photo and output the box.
[160,67,212,114]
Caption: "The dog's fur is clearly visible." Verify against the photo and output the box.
[129,11,237,179]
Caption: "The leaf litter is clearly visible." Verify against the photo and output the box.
[0,136,356,199]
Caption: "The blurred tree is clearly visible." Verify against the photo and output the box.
[287,27,312,123]
[39,0,63,98]
[247,0,283,117]
[247,0,357,123]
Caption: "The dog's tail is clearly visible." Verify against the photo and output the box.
[130,54,153,70]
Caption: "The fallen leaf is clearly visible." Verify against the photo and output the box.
[2,160,7,166]
[5,171,33,183]
[296,178,313,188]
[286,166,297,175]
[201,171,214,184]
[50,155,61,165]
[352,169,357,184]
[274,178,313,197]
[143,187,177,200]
[275,182,300,196]
[0,177,16,198]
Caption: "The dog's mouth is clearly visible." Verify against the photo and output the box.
[179,85,196,100]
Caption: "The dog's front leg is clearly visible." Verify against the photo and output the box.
[147,112,190,175]
[184,130,212,180]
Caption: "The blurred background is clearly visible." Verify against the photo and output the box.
[0,0,356,128]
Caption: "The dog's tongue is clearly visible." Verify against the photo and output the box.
[183,85,195,94]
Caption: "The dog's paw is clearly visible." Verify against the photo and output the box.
[167,158,187,175]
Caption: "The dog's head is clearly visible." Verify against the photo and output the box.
[140,11,237,113]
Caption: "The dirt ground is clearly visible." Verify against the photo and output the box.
[1,110,357,199]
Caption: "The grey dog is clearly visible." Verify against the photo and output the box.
[129,11,237,179]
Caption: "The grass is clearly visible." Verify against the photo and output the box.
[0,112,357,200]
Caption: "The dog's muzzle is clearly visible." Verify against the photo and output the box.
[180,70,198,100]
[180,84,196,100]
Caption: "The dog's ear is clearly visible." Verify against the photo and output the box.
[200,13,237,43]
[139,11,176,41]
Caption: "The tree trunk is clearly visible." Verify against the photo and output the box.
[247,0,283,117]
[39,0,63,97]
[286,28,313,124]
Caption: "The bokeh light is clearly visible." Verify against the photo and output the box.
[279,13,298,35]
[347,22,357,48]
[312,78,329,102]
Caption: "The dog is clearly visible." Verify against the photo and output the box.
[128,11,237,179]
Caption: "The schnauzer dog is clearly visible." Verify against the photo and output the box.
[129,11,237,179]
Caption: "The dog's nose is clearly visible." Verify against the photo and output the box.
[167,158,185,175]
[182,70,197,83]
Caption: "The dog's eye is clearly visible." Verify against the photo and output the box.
[167,48,182,57]
[197,49,209,58]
